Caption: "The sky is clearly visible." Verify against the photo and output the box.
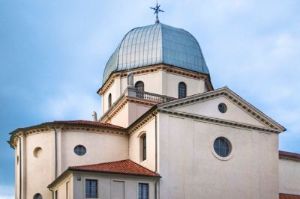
[0,0,300,198]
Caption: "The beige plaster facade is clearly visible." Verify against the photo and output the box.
[279,159,300,195]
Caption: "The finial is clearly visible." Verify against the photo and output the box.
[150,2,164,23]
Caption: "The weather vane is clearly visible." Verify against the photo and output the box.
[150,2,164,23]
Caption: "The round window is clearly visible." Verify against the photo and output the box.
[33,193,42,199]
[218,103,227,113]
[213,137,231,157]
[74,145,86,156]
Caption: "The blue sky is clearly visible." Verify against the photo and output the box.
[1,0,300,198]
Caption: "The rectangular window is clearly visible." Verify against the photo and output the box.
[85,179,98,198]
[141,135,146,161]
[138,183,149,199]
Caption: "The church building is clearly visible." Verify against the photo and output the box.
[9,6,300,199]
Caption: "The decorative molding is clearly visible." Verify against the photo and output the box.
[158,109,279,133]
[98,64,212,95]
[9,123,127,148]
[158,87,285,132]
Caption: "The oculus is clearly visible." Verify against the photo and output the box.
[213,137,231,158]
[218,103,227,113]
[74,145,87,156]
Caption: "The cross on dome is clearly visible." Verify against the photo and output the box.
[150,2,164,23]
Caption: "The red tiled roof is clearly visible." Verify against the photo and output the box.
[279,151,300,162]
[52,120,125,130]
[280,193,300,199]
[70,159,160,177]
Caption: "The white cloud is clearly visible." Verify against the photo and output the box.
[0,185,14,199]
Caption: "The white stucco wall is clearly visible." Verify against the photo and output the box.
[279,159,300,195]
[102,77,122,114]
[25,131,55,199]
[158,113,279,199]
[129,117,156,171]
[60,129,129,172]
[162,70,206,97]
[72,172,157,199]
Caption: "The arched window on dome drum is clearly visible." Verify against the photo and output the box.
[178,82,187,99]
[108,93,112,109]
[135,81,144,98]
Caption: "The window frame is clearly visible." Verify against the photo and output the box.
[135,81,144,98]
[138,183,149,199]
[212,136,233,161]
[178,82,187,99]
[85,179,98,198]
[140,134,147,161]
[108,93,112,109]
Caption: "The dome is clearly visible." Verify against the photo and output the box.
[103,23,209,82]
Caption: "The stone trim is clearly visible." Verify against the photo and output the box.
[158,109,279,133]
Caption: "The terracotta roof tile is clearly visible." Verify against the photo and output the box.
[280,193,300,199]
[70,159,159,177]
[52,120,125,130]
[279,151,300,161]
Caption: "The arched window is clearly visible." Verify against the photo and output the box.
[178,82,187,99]
[33,193,42,199]
[140,134,146,161]
[108,93,112,108]
[135,81,144,98]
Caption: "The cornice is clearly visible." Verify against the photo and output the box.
[98,64,212,95]
[9,122,126,148]
[100,95,157,123]
[158,108,279,133]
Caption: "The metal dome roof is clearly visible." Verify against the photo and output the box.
[103,23,209,82]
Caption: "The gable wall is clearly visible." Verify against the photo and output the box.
[173,96,266,128]
[158,112,279,199]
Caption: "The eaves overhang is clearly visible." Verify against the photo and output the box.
[8,120,126,149]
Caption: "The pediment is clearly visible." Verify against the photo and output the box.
[158,87,285,133]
